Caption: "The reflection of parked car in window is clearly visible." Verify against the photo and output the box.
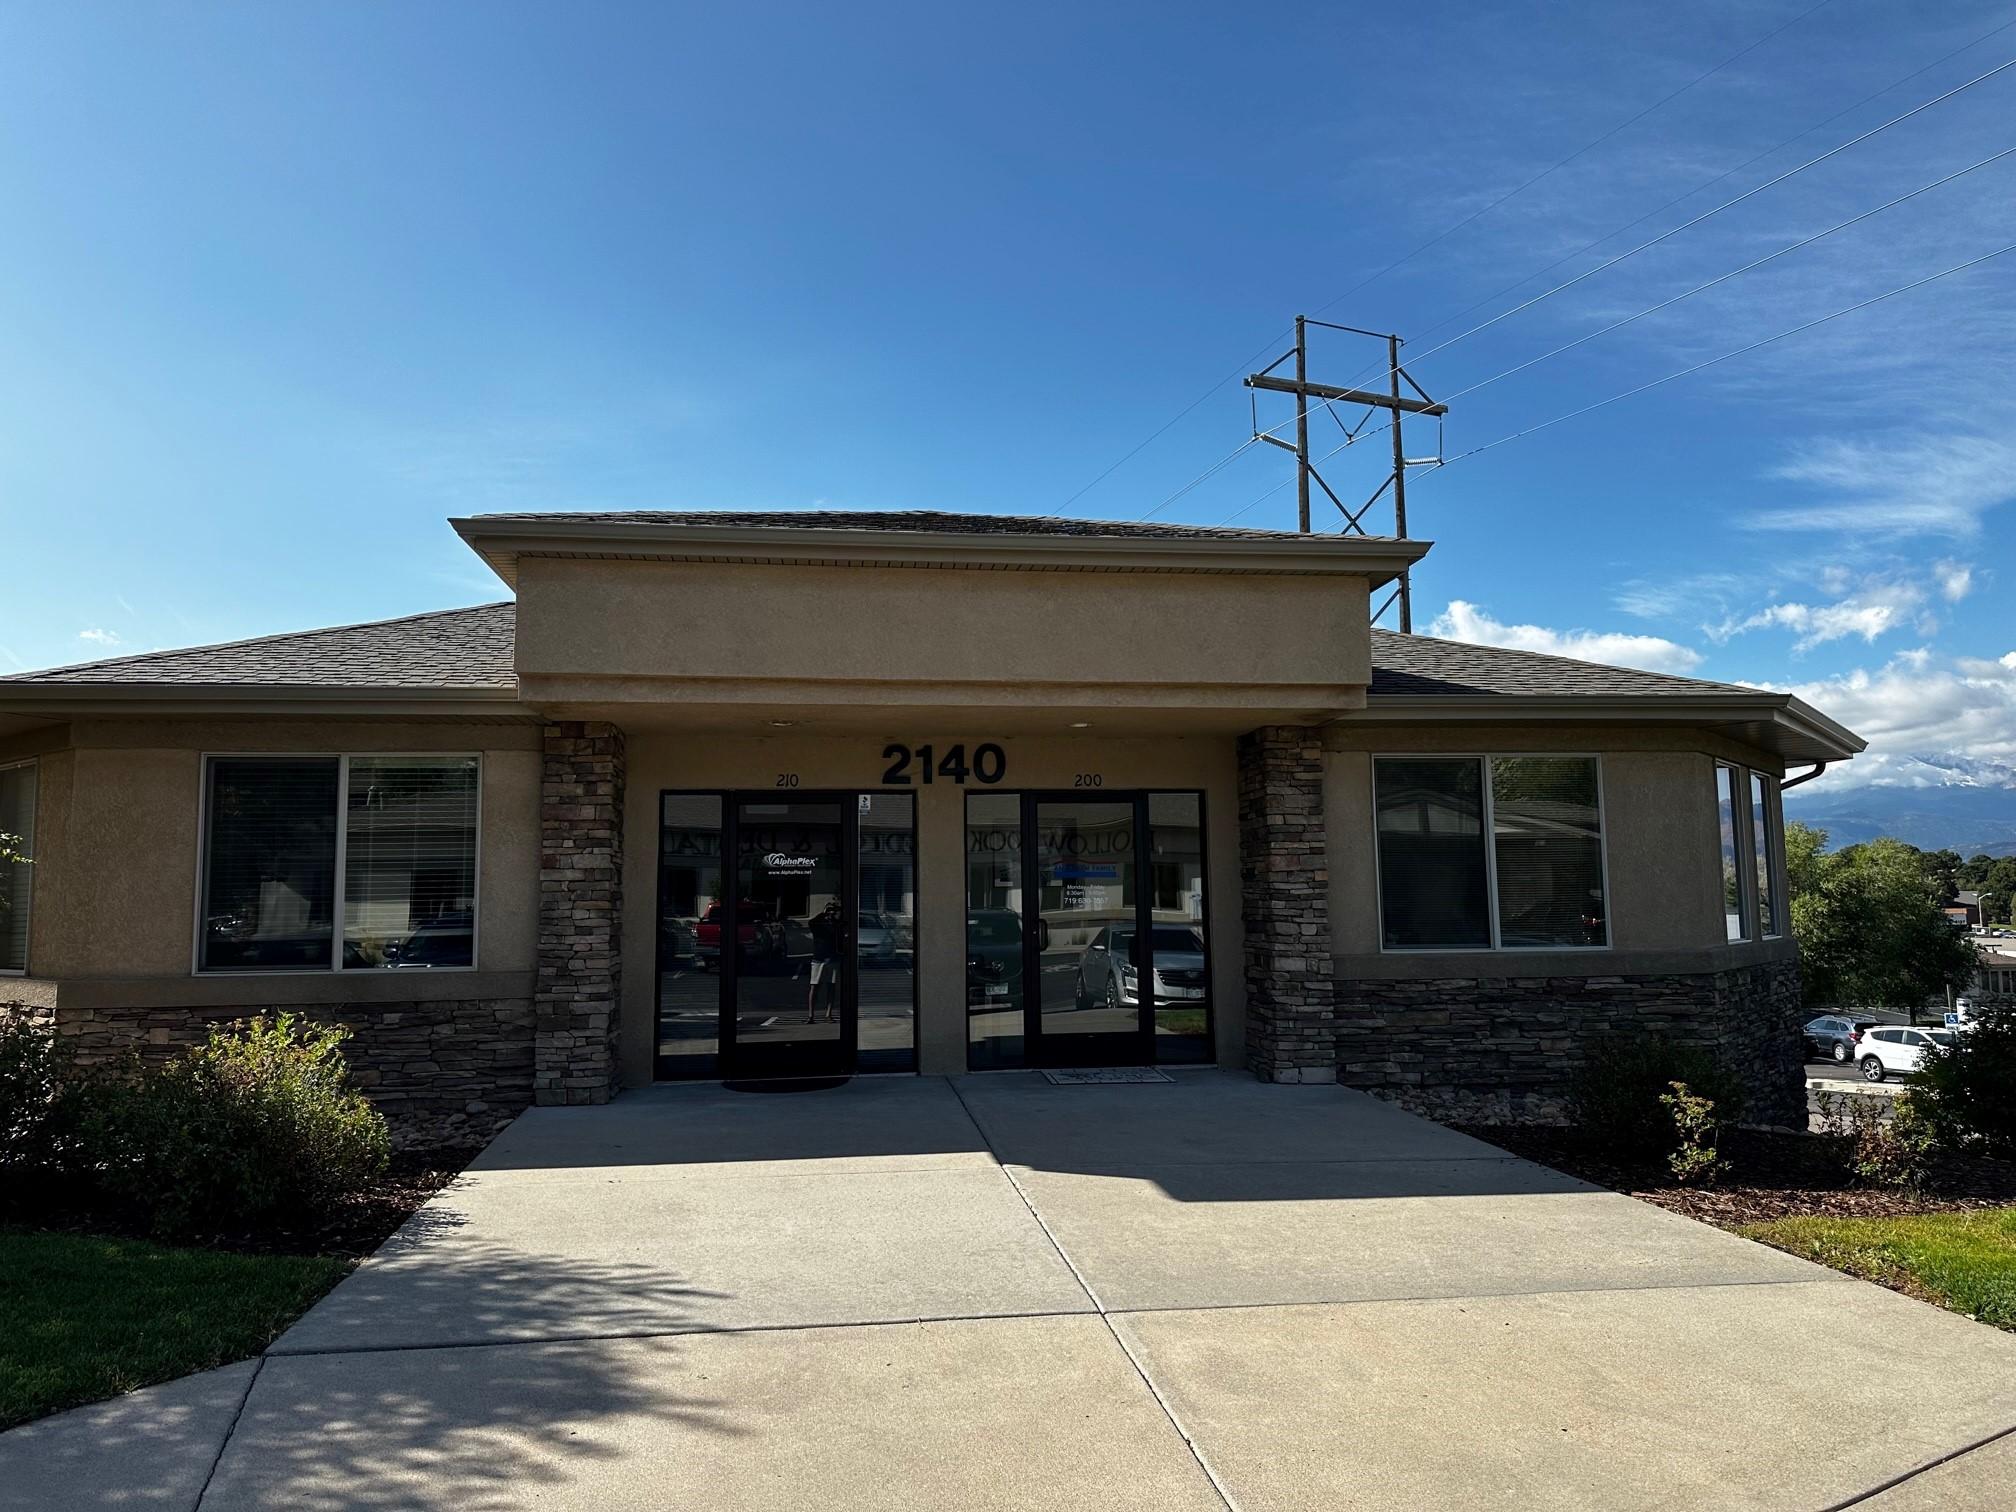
[857,911,898,966]
[385,911,473,968]
[694,902,778,968]
[659,915,699,968]
[1857,1025,1956,1082]
[1074,925,1206,1012]
[966,908,1024,1008]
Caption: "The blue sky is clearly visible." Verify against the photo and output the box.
[2,1,2012,800]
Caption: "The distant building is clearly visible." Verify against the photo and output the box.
[1953,890,1985,928]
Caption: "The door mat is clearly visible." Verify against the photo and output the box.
[1042,1068,1173,1085]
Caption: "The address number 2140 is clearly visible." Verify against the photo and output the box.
[881,743,1006,786]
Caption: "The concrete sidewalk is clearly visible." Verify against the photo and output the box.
[5,1070,2015,1510]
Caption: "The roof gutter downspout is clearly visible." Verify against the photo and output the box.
[1780,761,1830,791]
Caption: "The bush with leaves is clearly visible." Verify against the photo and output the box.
[1910,1005,2016,1160]
[1660,1080,1730,1185]
[1570,1035,1746,1158]
[0,1012,82,1193]
[1813,1089,1941,1189]
[89,1014,390,1238]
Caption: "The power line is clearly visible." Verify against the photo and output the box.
[1303,0,1840,321]
[1215,240,2016,525]
[1432,143,2016,406]
[1431,242,2016,467]
[1377,12,2016,367]
[1393,52,2016,371]
[1061,0,1836,515]
[1337,139,2016,450]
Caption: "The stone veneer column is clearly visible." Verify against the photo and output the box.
[1237,726,1336,1083]
[535,721,626,1105]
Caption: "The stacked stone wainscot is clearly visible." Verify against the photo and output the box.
[535,721,626,1104]
[1334,957,1808,1128]
[1238,726,1336,1083]
[1,996,534,1148]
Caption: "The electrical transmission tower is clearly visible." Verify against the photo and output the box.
[1245,317,1446,631]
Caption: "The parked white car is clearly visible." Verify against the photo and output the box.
[1857,1025,1957,1082]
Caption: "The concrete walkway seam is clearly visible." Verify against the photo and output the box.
[1820,1419,2016,1511]
[946,1077,1242,1512]
[191,1353,264,1512]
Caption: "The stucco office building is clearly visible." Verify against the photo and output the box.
[0,511,1863,1138]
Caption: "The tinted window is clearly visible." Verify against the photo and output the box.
[0,762,33,973]
[201,757,339,971]
[1376,758,1489,948]
[1492,757,1605,948]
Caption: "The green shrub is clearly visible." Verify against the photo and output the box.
[0,1013,80,1190]
[1814,1089,1940,1190]
[89,1014,389,1238]
[1660,1081,1730,1185]
[1911,1007,2016,1160]
[1570,1035,1745,1157]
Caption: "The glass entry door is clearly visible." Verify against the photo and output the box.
[1031,796,1153,1066]
[723,795,855,1079]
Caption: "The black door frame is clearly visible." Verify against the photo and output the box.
[720,791,858,1080]
[1021,790,1156,1067]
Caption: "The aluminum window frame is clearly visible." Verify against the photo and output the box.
[0,757,36,976]
[192,751,484,977]
[1716,760,1787,943]
[1371,752,1614,955]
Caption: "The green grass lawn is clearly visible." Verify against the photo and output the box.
[0,1229,350,1429]
[1741,1208,2016,1330]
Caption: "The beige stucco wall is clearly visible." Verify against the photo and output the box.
[515,558,1372,714]
[1323,722,1798,978]
[9,719,541,1005]
[618,730,1245,1084]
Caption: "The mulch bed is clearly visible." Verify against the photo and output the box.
[4,1146,482,1261]
[1454,1122,2016,1228]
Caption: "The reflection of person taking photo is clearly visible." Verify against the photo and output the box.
[806,898,842,1023]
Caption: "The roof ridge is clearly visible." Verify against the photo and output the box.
[0,601,515,683]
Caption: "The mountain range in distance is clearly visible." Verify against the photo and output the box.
[1784,754,2016,857]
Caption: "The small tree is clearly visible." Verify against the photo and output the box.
[1784,823,1976,1019]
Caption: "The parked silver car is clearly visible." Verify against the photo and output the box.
[1073,924,1207,1011]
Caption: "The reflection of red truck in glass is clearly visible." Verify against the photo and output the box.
[694,901,779,968]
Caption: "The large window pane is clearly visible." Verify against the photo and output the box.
[1717,764,1747,942]
[1492,757,1606,948]
[202,758,339,971]
[343,757,478,969]
[857,792,917,1072]
[1376,758,1489,948]
[658,794,724,1072]
[1149,792,1210,1062]
[966,792,1025,1069]
[0,763,34,973]
[1752,771,1781,939]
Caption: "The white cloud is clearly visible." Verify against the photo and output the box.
[77,628,121,646]
[1753,650,2016,794]
[1747,434,2016,536]
[1428,600,1704,674]
[1937,560,1974,603]
[1705,564,1974,653]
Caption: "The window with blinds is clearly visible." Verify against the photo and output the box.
[200,755,479,973]
[0,761,36,973]
[343,757,479,969]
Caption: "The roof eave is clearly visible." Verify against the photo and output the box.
[1354,690,1865,762]
[450,516,1434,587]
[0,684,530,720]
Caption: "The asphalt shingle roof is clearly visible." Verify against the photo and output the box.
[1366,628,1755,699]
[463,508,1389,543]
[4,601,1765,703]
[3,602,518,688]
